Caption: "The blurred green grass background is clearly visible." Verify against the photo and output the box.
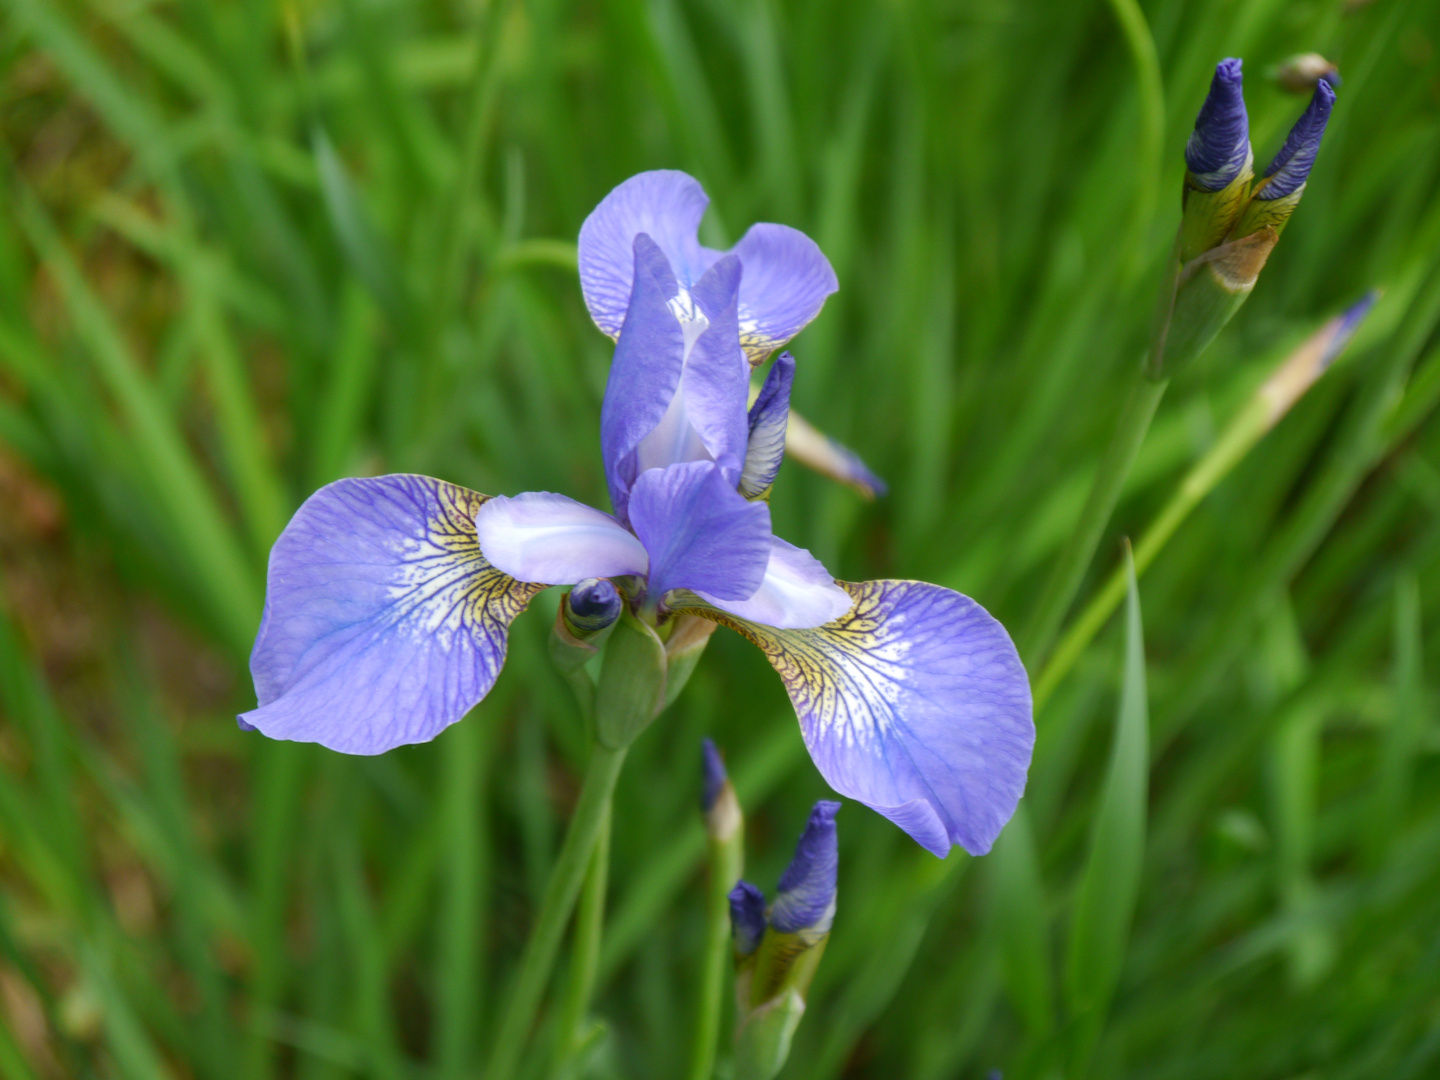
[1,0,1439,1076]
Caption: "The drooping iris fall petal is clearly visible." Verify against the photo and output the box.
[243,475,543,754]
[679,580,1033,857]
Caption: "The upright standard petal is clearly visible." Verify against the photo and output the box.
[580,171,711,338]
[600,235,685,517]
[626,461,772,602]
[474,491,649,584]
[243,475,544,755]
[678,581,1033,857]
[739,352,794,500]
[729,224,838,363]
[678,254,751,482]
[697,537,851,630]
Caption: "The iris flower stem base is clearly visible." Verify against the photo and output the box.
[1022,371,1169,668]
[484,739,628,1080]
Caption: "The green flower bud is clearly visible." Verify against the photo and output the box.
[662,614,718,708]
[550,578,623,674]
[1149,228,1278,379]
[593,611,667,750]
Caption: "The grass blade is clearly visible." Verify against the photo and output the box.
[1062,543,1149,1073]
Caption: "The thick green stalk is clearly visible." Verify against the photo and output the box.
[549,807,612,1078]
[1022,371,1169,665]
[1035,392,1265,708]
[686,811,745,1080]
[484,740,628,1080]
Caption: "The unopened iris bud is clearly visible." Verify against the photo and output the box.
[744,801,839,1001]
[565,577,622,638]
[1179,59,1253,263]
[1230,80,1336,239]
[550,577,623,675]
[729,880,767,959]
[768,801,839,941]
[733,802,840,1080]
[702,738,742,842]
[1274,53,1341,94]
[1151,66,1337,379]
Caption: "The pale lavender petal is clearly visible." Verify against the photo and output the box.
[600,235,685,517]
[474,491,648,584]
[626,461,772,602]
[242,475,543,755]
[728,224,838,363]
[770,801,840,935]
[739,352,794,499]
[678,581,1033,857]
[579,170,712,338]
[676,254,750,484]
[697,537,851,630]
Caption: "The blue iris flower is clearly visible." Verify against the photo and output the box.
[241,171,1033,858]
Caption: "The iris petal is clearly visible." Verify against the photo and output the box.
[739,352,794,499]
[678,580,1033,856]
[600,235,685,518]
[579,171,711,339]
[627,461,772,602]
[677,254,750,484]
[697,537,850,630]
[242,475,544,755]
[474,491,649,584]
[579,171,836,363]
[728,224,838,364]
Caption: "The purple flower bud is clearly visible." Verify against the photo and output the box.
[1320,290,1379,372]
[1258,80,1336,201]
[566,577,622,633]
[1185,59,1250,192]
[769,801,840,935]
[701,737,728,814]
[729,881,767,957]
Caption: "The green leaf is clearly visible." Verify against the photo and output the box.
[989,805,1054,1038]
[1063,544,1149,1069]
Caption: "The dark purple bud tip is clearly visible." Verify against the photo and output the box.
[567,578,622,633]
[1186,58,1251,191]
[1259,79,1336,200]
[701,738,728,813]
[1321,290,1379,371]
[729,880,767,957]
[770,800,840,934]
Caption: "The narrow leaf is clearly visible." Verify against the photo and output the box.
[1063,543,1149,1065]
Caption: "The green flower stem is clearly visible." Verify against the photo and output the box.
[1021,370,1169,666]
[549,805,612,1078]
[686,812,745,1080]
[1034,391,1269,708]
[484,739,628,1080]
